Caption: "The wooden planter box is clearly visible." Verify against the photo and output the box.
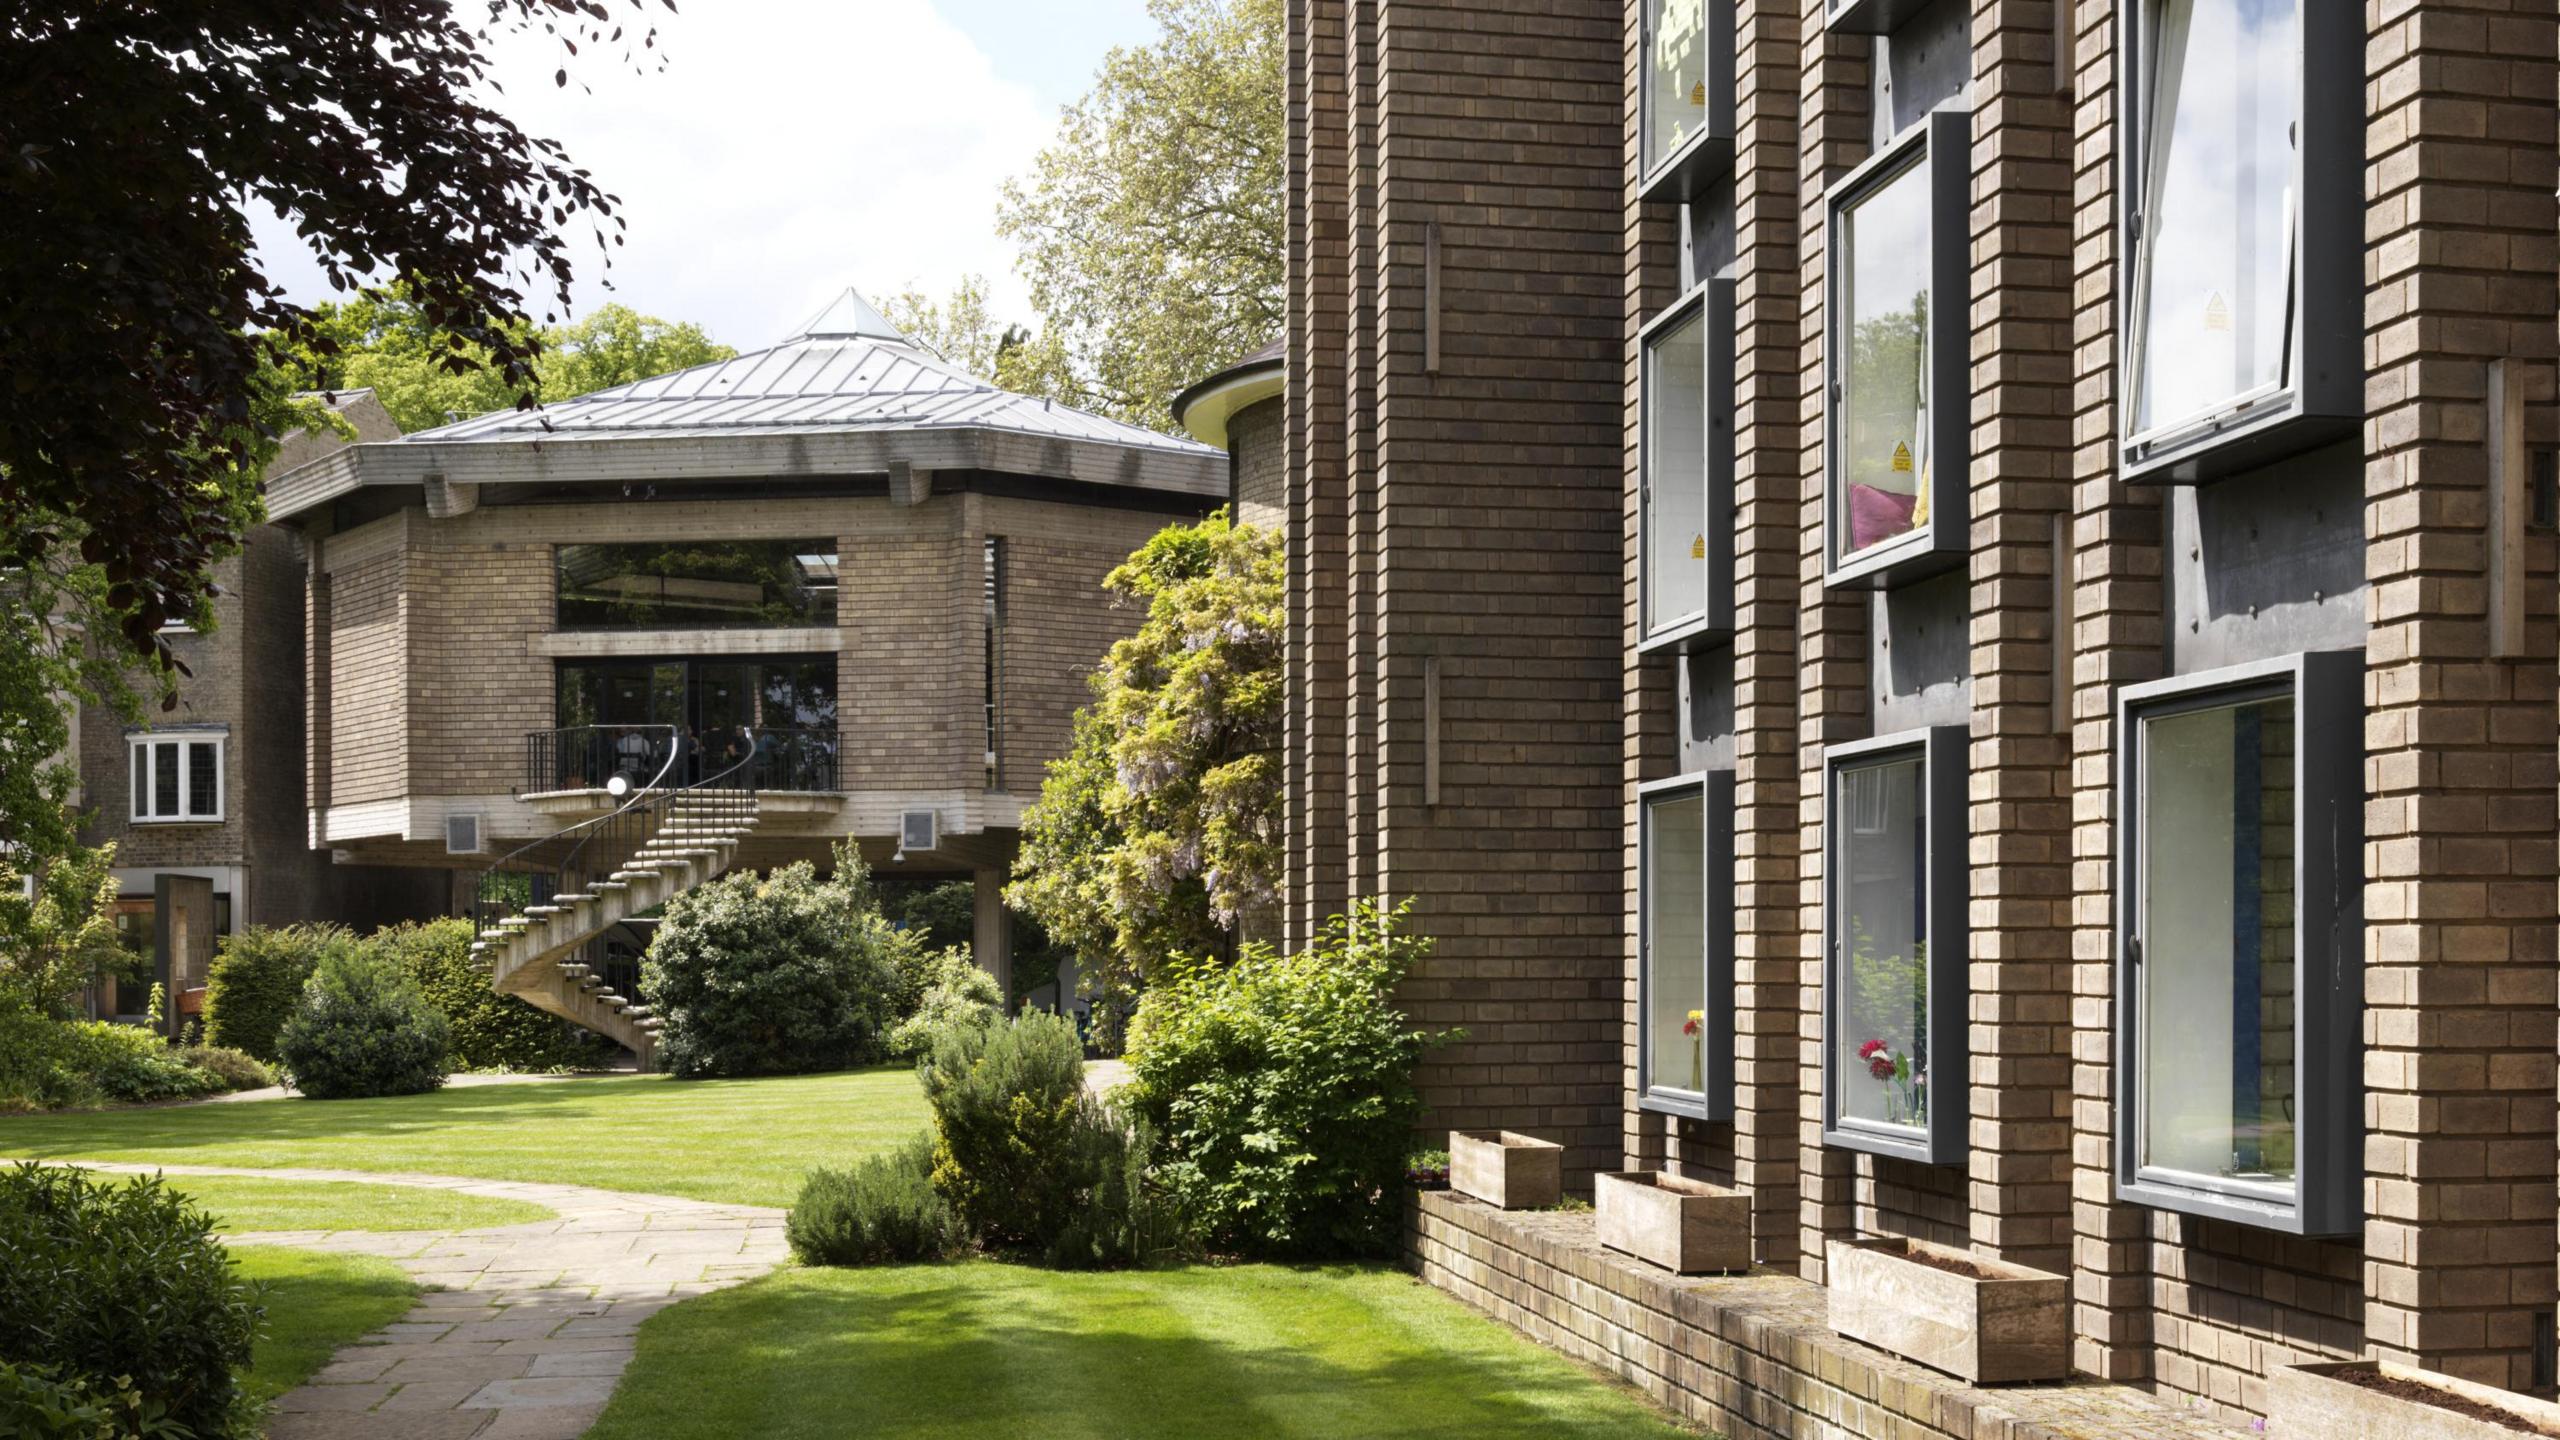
[1825,1237,2068,1384]
[1448,1130,1563,1210]
[2273,1360,2560,1440]
[1594,1171,1750,1275]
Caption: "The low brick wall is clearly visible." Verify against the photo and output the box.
[1409,1191,2250,1440]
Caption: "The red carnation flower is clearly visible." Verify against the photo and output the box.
[1857,1039,1886,1060]
[1868,1055,1895,1080]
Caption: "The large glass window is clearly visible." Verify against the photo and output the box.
[553,656,839,790]
[1833,753,1928,1134]
[1836,153,1933,561]
[1643,0,1708,174]
[556,541,839,630]
[1644,784,1708,1100]
[1643,302,1708,634]
[2128,0,2298,440]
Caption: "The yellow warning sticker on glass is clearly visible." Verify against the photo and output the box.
[1690,82,1706,106]
[2204,292,2230,332]
[1690,534,1706,560]
[1891,441,1913,474]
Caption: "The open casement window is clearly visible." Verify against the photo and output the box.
[2120,0,2358,483]
[1639,281,1735,648]
[128,734,225,824]
[2115,652,2361,1235]
[1821,727,1966,1164]
[1639,773,1734,1121]
[1636,0,1734,204]
[1825,111,1968,589]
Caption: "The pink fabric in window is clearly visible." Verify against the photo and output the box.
[1846,483,1917,554]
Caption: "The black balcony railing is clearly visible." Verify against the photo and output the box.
[527,724,841,795]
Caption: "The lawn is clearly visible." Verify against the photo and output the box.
[152,1173,556,1232]
[232,1247,418,1410]
[586,1261,1699,1440]
[0,1069,928,1207]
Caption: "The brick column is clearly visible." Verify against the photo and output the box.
[1344,0,1381,902]
[1961,0,2076,1274]
[2362,0,2559,1391]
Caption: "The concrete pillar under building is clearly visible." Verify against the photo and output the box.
[972,868,1012,1003]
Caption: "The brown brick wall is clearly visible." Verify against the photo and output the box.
[1230,397,1288,532]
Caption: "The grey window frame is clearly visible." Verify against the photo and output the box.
[1824,0,1943,37]
[1822,110,1969,591]
[2114,650,2362,1236]
[1820,725,1968,1165]
[1638,280,1736,651]
[1636,0,1736,206]
[2118,0,2360,484]
[1638,771,1735,1122]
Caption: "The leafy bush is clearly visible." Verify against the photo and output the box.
[0,1165,262,1438]
[0,1003,228,1111]
[0,1363,183,1440]
[920,1010,1091,1249]
[204,924,360,1062]
[641,850,906,1079]
[886,948,1003,1060]
[1039,1111,1195,1271]
[371,918,585,1072]
[1123,900,1450,1259]
[786,1133,965,1266]
[275,945,450,1099]
[171,1045,274,1093]
[93,1040,224,1106]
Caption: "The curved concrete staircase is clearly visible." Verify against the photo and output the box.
[468,791,761,1066]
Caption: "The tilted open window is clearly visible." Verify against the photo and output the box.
[1639,772,1734,1121]
[1637,0,1735,204]
[2115,652,2362,1234]
[2120,0,2358,482]
[1824,111,1967,589]
[1821,727,1966,1164]
[1639,280,1735,647]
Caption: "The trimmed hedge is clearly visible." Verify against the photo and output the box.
[373,918,584,1072]
[204,924,360,1063]
[276,945,450,1099]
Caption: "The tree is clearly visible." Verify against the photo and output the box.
[982,0,1282,431]
[877,278,1030,387]
[1007,513,1283,993]
[0,840,120,1019]
[2,1,666,667]
[273,288,737,435]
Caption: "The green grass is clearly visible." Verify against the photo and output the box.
[231,1247,418,1410]
[147,1173,555,1232]
[586,1262,1700,1440]
[0,1069,929,1207]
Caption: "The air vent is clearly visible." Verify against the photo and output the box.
[899,810,939,855]
[445,814,484,856]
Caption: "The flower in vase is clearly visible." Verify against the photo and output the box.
[1682,1009,1703,1038]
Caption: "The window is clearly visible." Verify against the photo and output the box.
[1639,773,1734,1120]
[1821,727,1965,1164]
[128,735,224,823]
[984,537,1004,789]
[2116,652,2361,1234]
[1637,0,1732,203]
[1825,112,1966,588]
[1640,285,1734,644]
[552,657,840,791]
[556,540,839,630]
[2121,0,2358,482]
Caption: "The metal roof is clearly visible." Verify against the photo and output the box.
[398,287,1218,462]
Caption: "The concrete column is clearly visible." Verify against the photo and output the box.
[971,868,1012,1002]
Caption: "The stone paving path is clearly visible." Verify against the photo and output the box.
[59,1162,787,1440]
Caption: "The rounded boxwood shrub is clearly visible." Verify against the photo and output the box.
[787,1132,964,1266]
[1122,899,1450,1259]
[276,945,450,1099]
[0,1164,262,1438]
[204,924,360,1063]
[641,852,904,1079]
[371,918,585,1072]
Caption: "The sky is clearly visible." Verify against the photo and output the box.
[245,0,1158,350]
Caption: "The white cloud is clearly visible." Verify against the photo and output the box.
[247,0,1053,347]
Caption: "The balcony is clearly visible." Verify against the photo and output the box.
[525,724,842,799]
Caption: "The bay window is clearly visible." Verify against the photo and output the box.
[1825,111,1966,588]
[1639,281,1734,646]
[129,733,224,824]
[1639,773,1734,1120]
[2116,652,2361,1234]
[1821,727,1965,1164]
[2121,0,2359,482]
[1638,0,1734,204]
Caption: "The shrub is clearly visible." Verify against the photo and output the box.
[920,1009,1091,1249]
[786,1133,965,1266]
[275,945,450,1099]
[0,1363,182,1440]
[204,924,359,1062]
[1122,899,1450,1259]
[0,1165,262,1438]
[0,1003,225,1111]
[92,1039,224,1105]
[172,1045,275,1093]
[370,918,584,1072]
[641,850,905,1079]
[1039,1111,1196,1271]
[885,947,1003,1060]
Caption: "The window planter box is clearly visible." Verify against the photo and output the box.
[2272,1361,2560,1440]
[1594,1171,1749,1275]
[1448,1130,1563,1210]
[1825,1237,2068,1384]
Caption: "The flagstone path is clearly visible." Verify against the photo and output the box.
[58,1161,788,1440]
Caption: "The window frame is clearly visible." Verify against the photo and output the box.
[2113,650,2362,1236]
[2117,0,2360,484]
[127,733,226,825]
[1824,0,1945,36]
[552,539,842,632]
[1635,0,1736,206]
[1637,771,1735,1122]
[1820,725,1967,1165]
[1637,280,1735,651]
[1822,110,1969,591]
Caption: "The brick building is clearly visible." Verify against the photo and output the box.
[1284,0,2560,1430]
